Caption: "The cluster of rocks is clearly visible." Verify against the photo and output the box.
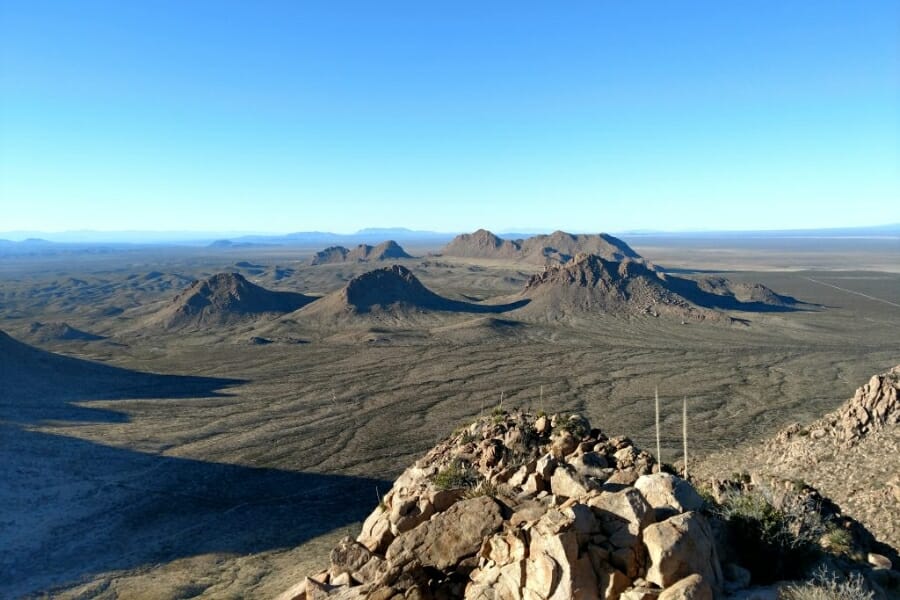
[278,411,740,600]
[776,365,899,448]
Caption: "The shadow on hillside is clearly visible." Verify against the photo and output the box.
[0,335,390,596]
[433,297,531,314]
[663,276,811,313]
[1,425,389,597]
[0,332,247,424]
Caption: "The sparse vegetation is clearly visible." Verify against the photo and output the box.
[821,524,853,556]
[558,413,588,438]
[433,459,478,490]
[715,486,822,582]
[781,568,875,600]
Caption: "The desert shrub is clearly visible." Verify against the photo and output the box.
[462,479,499,500]
[433,459,478,490]
[821,524,853,556]
[781,568,874,600]
[715,487,821,582]
[558,414,589,438]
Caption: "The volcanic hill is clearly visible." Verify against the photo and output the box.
[293,265,527,323]
[149,272,315,330]
[515,253,727,323]
[441,229,644,265]
[311,241,413,265]
[26,321,105,342]
[512,253,799,323]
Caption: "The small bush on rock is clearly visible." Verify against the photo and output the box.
[433,459,478,490]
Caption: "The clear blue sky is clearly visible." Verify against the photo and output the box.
[2,1,898,235]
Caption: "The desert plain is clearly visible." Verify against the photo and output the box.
[1,231,898,599]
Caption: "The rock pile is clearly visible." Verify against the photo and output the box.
[278,411,725,600]
[776,365,899,448]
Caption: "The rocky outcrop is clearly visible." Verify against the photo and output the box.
[515,254,732,324]
[312,241,413,265]
[148,272,315,330]
[278,411,727,600]
[440,230,643,266]
[776,366,899,447]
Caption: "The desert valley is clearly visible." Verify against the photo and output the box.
[1,229,898,599]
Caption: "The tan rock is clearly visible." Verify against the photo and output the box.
[657,574,712,600]
[550,466,594,498]
[358,506,394,553]
[390,495,435,534]
[868,552,892,569]
[551,432,579,458]
[588,487,653,549]
[635,474,704,514]
[386,496,503,570]
[642,512,722,589]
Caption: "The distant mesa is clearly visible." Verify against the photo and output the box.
[294,265,527,322]
[150,272,316,330]
[441,229,643,265]
[310,240,413,265]
[26,321,105,342]
[515,253,798,323]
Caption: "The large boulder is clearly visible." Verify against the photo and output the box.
[642,512,722,589]
[386,495,503,570]
[635,474,704,514]
[658,574,713,600]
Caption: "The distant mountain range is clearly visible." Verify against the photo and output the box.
[0,224,897,251]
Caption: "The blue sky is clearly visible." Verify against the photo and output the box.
[1,1,898,235]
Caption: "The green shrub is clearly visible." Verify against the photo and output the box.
[433,459,478,490]
[716,488,820,582]
[822,524,853,556]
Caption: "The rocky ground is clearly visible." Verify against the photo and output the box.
[278,399,899,600]
[699,366,900,551]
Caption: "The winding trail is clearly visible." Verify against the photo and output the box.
[802,276,900,309]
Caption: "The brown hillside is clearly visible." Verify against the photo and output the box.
[441,229,644,266]
[150,272,315,330]
[516,253,730,323]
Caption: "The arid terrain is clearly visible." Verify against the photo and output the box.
[1,231,898,599]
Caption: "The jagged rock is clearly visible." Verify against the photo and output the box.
[642,512,722,589]
[550,465,596,498]
[570,452,611,479]
[657,574,712,600]
[358,506,394,552]
[386,496,503,570]
[635,474,704,514]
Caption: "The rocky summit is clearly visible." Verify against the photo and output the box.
[277,404,898,600]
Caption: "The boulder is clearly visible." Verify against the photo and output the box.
[658,574,712,600]
[642,512,722,589]
[550,465,596,498]
[635,474,704,514]
[386,496,503,570]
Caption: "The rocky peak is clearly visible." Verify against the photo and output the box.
[277,410,734,600]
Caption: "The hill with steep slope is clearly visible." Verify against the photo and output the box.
[25,321,105,342]
[292,265,526,324]
[310,241,413,265]
[441,230,644,266]
[149,273,315,330]
[516,253,730,323]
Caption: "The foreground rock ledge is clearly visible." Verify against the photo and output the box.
[278,405,896,600]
